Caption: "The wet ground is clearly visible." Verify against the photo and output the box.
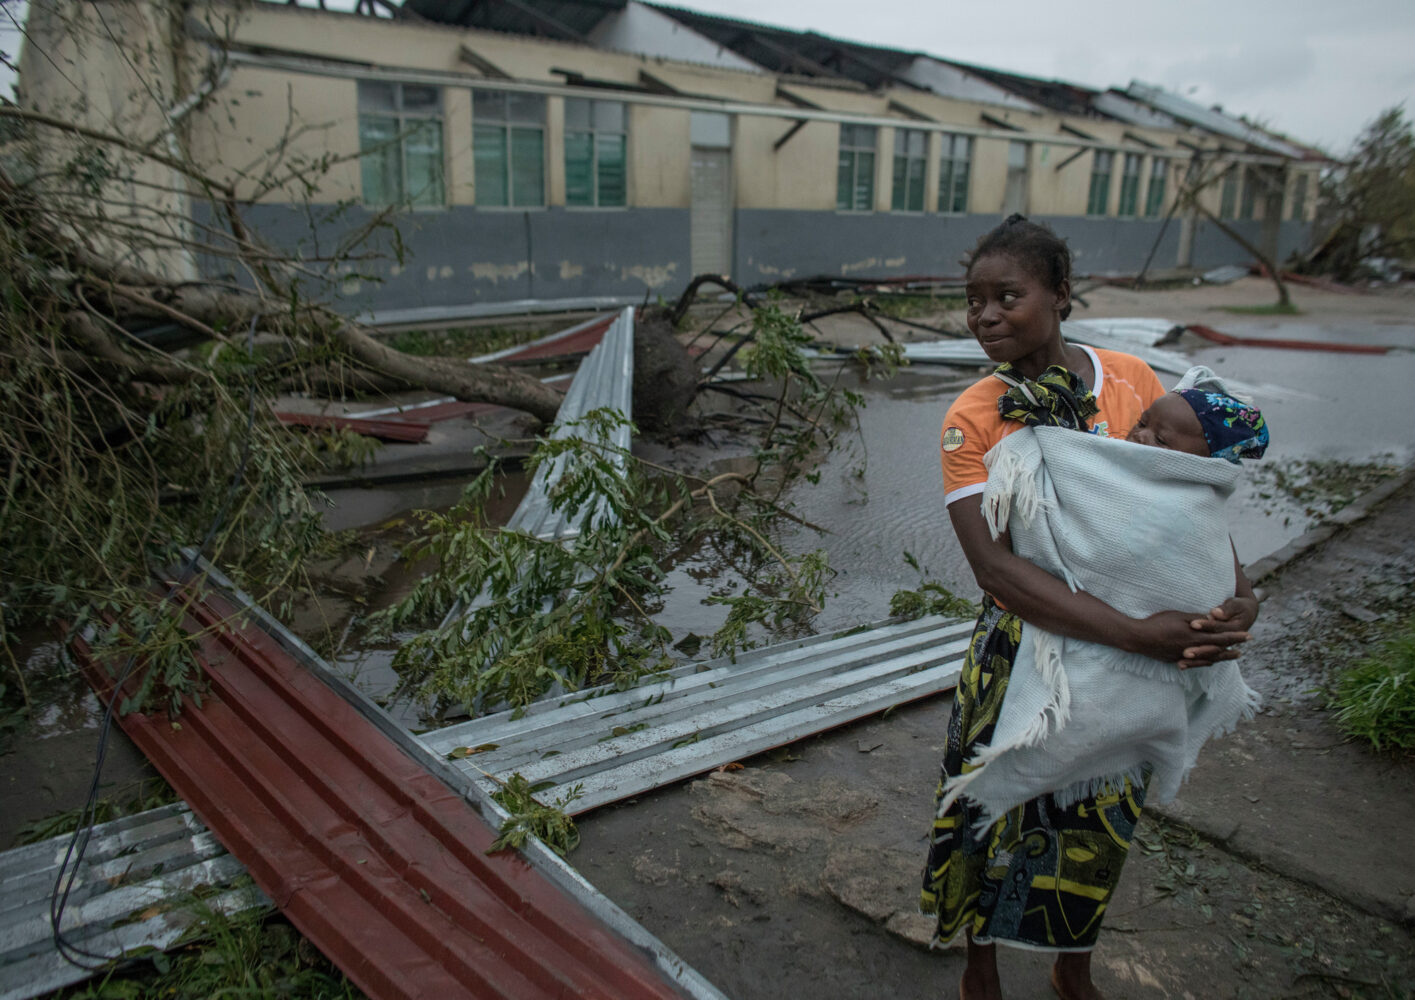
[3,278,1414,999]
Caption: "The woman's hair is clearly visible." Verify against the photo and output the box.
[966,214,1074,320]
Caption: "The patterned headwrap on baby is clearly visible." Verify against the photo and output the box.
[1177,389,1269,463]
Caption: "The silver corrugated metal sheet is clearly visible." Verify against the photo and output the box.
[507,306,634,541]
[0,804,267,1000]
[421,614,972,813]
[1064,318,1181,349]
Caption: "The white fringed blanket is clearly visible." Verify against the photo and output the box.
[939,425,1261,827]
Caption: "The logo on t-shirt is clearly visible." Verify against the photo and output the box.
[1094,421,1109,437]
[942,427,965,452]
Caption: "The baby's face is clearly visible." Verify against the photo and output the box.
[1127,393,1210,457]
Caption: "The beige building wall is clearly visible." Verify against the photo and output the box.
[630,104,691,207]
[733,116,838,211]
[970,138,1011,213]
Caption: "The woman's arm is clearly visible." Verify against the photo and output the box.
[1180,542,1260,664]
[949,501,1251,667]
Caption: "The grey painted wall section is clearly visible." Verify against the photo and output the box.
[193,201,1310,313]
[1276,220,1313,263]
[194,203,689,313]
[1035,215,1183,276]
[734,210,1188,283]
[1189,218,1264,270]
[734,210,997,282]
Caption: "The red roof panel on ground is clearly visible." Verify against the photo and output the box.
[73,586,698,1000]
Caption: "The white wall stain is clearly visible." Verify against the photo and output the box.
[425,265,439,281]
[439,265,454,279]
[884,256,907,268]
[559,260,585,280]
[841,257,880,275]
[340,278,362,296]
[619,262,679,288]
[755,263,797,279]
[389,264,403,277]
[469,261,531,284]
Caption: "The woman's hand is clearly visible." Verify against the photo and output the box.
[1127,610,1250,668]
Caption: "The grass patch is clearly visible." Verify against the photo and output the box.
[384,324,553,358]
[860,293,966,320]
[16,779,176,845]
[1330,617,1415,751]
[1220,302,1303,316]
[58,908,362,999]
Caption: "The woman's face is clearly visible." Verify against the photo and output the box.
[1127,392,1210,456]
[964,253,1070,367]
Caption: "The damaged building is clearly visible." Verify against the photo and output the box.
[17,0,1328,320]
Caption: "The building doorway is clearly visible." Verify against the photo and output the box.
[690,112,733,278]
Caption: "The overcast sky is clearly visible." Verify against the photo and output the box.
[4,0,1413,153]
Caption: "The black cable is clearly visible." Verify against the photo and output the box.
[49,310,263,971]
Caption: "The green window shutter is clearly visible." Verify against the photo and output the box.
[854,152,874,210]
[952,161,970,213]
[907,156,925,212]
[891,153,907,211]
[565,131,594,206]
[359,116,401,206]
[1145,175,1165,217]
[596,132,627,206]
[474,123,509,207]
[510,126,544,207]
[405,119,444,207]
[837,150,853,210]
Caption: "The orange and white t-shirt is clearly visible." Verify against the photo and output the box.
[940,346,1166,507]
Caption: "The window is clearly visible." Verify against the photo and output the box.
[1002,141,1029,215]
[473,90,545,208]
[565,98,627,207]
[358,81,445,208]
[938,133,971,213]
[836,124,877,211]
[1143,158,1167,218]
[1219,168,1238,219]
[1239,167,1259,220]
[1291,173,1308,221]
[1117,153,1142,217]
[1087,150,1113,216]
[891,129,927,212]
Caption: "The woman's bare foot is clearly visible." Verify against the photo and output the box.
[1050,952,1103,1000]
[959,936,1003,1000]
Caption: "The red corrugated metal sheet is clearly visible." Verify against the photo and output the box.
[491,315,614,362]
[274,412,432,442]
[1185,323,1389,355]
[71,588,696,1000]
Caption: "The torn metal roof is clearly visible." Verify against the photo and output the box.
[423,614,972,813]
[65,574,719,1000]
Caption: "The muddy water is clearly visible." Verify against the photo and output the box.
[329,317,1415,707]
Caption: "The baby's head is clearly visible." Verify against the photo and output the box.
[1128,390,1269,462]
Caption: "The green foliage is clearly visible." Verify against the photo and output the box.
[861,292,966,319]
[1220,302,1303,316]
[487,772,583,857]
[1330,618,1415,751]
[1313,105,1415,280]
[16,779,176,845]
[0,213,332,715]
[58,907,362,1000]
[889,552,979,621]
[375,303,878,714]
[385,324,548,358]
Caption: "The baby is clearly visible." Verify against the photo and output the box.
[1127,388,1269,461]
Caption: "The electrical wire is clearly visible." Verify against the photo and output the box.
[48,310,263,971]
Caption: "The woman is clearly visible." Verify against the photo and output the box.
[920,216,1258,1000]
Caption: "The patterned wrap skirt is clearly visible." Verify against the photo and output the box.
[919,596,1146,951]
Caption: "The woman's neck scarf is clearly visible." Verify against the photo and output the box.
[993,364,1098,432]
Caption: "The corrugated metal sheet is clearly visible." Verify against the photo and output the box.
[0,804,266,1000]
[505,306,634,542]
[469,312,615,365]
[422,615,972,814]
[65,572,718,1000]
